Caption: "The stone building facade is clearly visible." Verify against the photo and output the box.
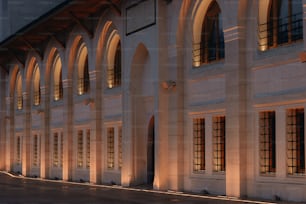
[0,0,306,202]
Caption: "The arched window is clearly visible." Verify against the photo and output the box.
[33,63,41,106]
[16,71,23,110]
[107,35,121,89]
[199,1,224,64]
[53,53,63,101]
[77,43,89,95]
[260,0,303,49]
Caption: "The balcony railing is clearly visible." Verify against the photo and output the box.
[78,77,89,95]
[192,39,225,67]
[54,84,63,101]
[258,12,303,51]
[33,90,41,106]
[17,95,23,110]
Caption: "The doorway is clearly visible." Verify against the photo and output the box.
[147,116,155,185]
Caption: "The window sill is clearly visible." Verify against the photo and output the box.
[256,40,303,60]
[105,86,122,96]
[189,60,225,81]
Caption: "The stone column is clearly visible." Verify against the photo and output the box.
[22,92,31,176]
[224,3,248,196]
[62,79,73,181]
[40,86,50,178]
[5,96,12,171]
[121,79,133,186]
[153,0,169,191]
[0,69,7,170]
[89,70,102,184]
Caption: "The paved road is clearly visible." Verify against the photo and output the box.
[0,172,291,204]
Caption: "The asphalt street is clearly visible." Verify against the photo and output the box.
[0,172,297,204]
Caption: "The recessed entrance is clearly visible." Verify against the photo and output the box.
[147,116,155,185]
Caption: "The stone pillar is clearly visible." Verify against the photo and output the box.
[0,68,7,170]
[40,86,50,178]
[62,79,73,181]
[5,96,12,171]
[89,70,102,184]
[224,9,247,196]
[153,0,169,191]
[121,80,133,186]
[22,92,31,176]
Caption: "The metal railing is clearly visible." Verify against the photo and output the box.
[17,95,23,110]
[33,90,41,106]
[258,12,303,50]
[54,84,63,101]
[192,39,225,67]
[78,77,90,95]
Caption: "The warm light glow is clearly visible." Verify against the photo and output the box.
[16,71,23,110]
[33,63,41,106]
[77,43,88,95]
[53,53,63,101]
[107,31,120,88]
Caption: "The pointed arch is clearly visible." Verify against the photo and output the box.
[258,0,303,50]
[76,41,89,95]
[106,31,121,88]
[52,52,63,101]
[192,0,225,66]
[32,63,41,106]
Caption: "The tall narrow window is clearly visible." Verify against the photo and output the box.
[77,43,90,95]
[107,127,115,169]
[53,133,59,167]
[16,71,23,110]
[259,111,276,174]
[194,1,224,65]
[16,136,21,164]
[118,126,122,169]
[33,63,41,106]
[213,116,225,172]
[33,134,39,166]
[53,54,63,101]
[193,118,205,172]
[287,108,305,174]
[264,0,303,49]
[107,36,121,88]
[86,129,90,169]
[77,130,83,168]
[113,42,121,87]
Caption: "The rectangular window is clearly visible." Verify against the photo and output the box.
[77,130,83,168]
[213,116,225,172]
[193,118,205,172]
[53,133,59,167]
[107,127,115,169]
[287,108,305,174]
[16,136,21,164]
[86,129,90,169]
[259,111,276,174]
[33,135,38,166]
[118,126,122,169]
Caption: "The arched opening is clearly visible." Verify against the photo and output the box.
[16,71,23,110]
[192,0,224,67]
[76,42,89,95]
[258,0,303,51]
[53,53,63,101]
[107,32,121,89]
[130,43,154,186]
[32,63,41,106]
[147,116,155,185]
